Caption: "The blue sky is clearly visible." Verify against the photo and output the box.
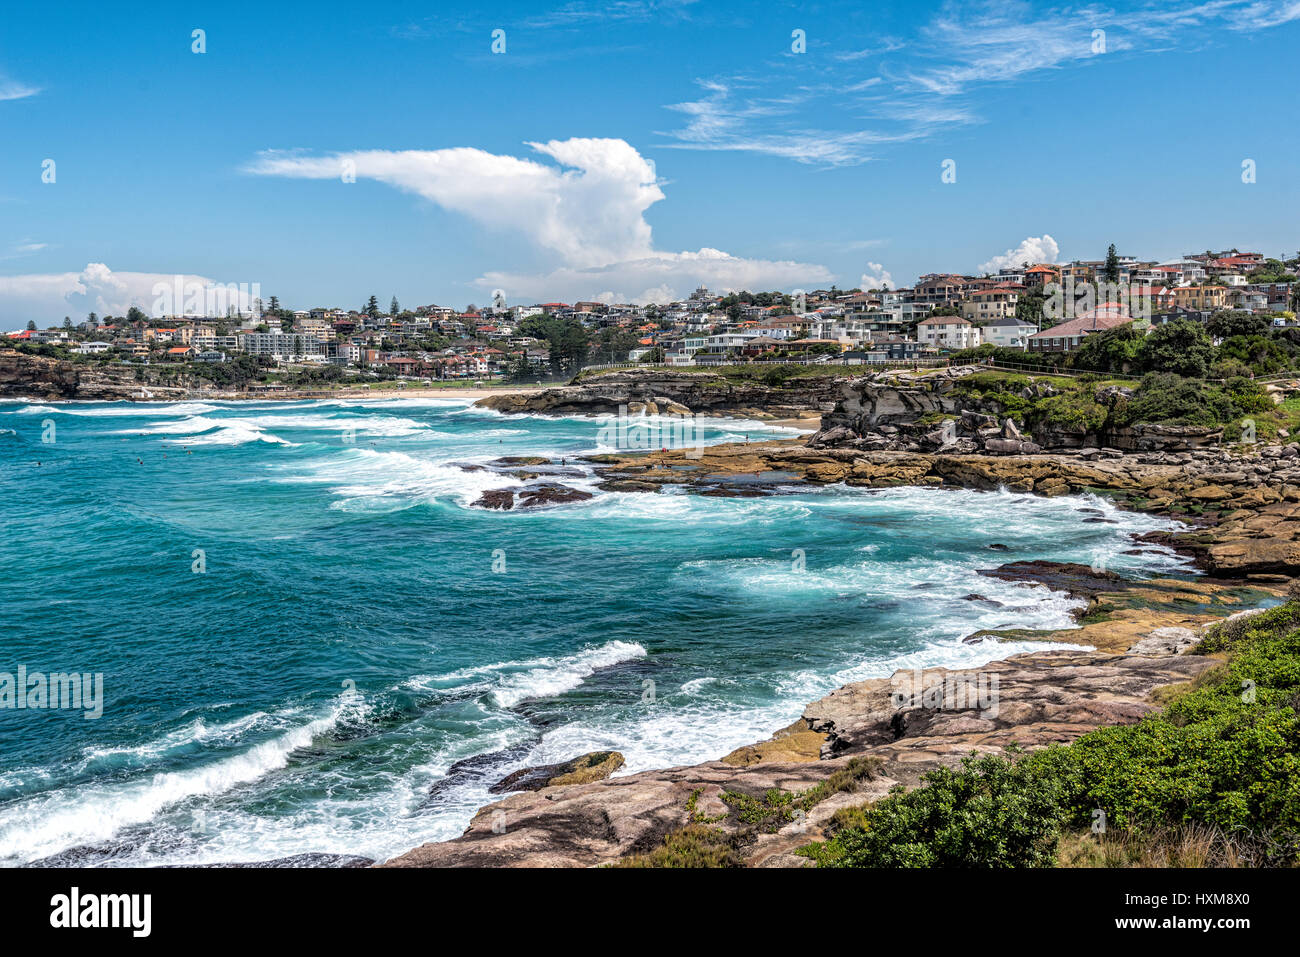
[1,0,1298,323]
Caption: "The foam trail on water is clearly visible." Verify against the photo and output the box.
[0,700,352,864]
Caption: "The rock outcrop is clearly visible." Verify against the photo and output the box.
[383,647,1218,868]
[489,751,626,793]
[589,440,1300,578]
[808,367,1227,453]
[803,651,1215,768]
[475,369,851,419]
[0,349,212,400]
[473,483,594,510]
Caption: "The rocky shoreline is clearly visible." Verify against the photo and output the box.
[17,360,1291,866]
[382,375,1299,867]
[475,368,849,420]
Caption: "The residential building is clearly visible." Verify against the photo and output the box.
[960,287,1021,323]
[1171,286,1228,311]
[916,316,981,350]
[982,315,1037,349]
[238,332,326,360]
[1027,308,1131,353]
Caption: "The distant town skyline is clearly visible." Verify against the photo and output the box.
[2,0,1298,323]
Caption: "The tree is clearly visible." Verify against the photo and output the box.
[1071,322,1142,373]
[1216,335,1290,375]
[63,316,72,329]
[126,306,148,324]
[1135,319,1215,377]
[268,295,281,314]
[504,352,535,382]
[518,316,589,377]
[1246,259,1296,283]
[87,311,98,325]
[390,296,400,317]
[1016,291,1046,329]
[366,295,380,319]
[26,320,36,331]
[595,326,638,363]
[1207,310,1269,340]
[1103,244,1121,283]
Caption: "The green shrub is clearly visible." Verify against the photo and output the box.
[1030,390,1110,433]
[1118,373,1237,427]
[615,824,748,868]
[805,600,1300,867]
[802,749,1078,868]
[1136,320,1215,377]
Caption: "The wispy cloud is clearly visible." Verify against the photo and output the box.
[660,0,1300,166]
[660,75,968,166]
[520,0,700,29]
[1,240,48,260]
[393,0,699,41]
[0,78,39,102]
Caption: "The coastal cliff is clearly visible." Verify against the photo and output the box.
[0,349,192,400]
[807,366,1241,453]
[0,350,84,399]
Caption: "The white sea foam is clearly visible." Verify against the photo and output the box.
[75,711,276,770]
[17,401,220,417]
[0,699,355,864]
[407,640,648,709]
[272,447,524,509]
[168,424,294,447]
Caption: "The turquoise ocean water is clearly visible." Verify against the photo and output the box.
[0,396,1190,865]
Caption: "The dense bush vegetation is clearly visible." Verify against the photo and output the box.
[950,369,1272,435]
[955,311,1299,380]
[802,601,1300,867]
[802,750,1078,867]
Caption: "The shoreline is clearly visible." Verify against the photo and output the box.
[1,385,553,403]
[8,384,1289,866]
[379,435,1294,867]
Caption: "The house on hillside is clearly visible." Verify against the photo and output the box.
[1026,308,1131,353]
[916,315,981,350]
[982,315,1037,349]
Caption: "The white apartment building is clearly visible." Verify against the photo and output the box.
[238,332,326,361]
[982,315,1037,349]
[916,316,981,350]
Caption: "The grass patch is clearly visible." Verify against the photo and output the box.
[614,824,748,868]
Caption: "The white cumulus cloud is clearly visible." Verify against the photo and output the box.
[978,234,1060,274]
[859,261,894,289]
[246,138,832,301]
[0,263,260,329]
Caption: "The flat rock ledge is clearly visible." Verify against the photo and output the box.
[489,751,625,794]
[591,442,1300,578]
[382,648,1216,868]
